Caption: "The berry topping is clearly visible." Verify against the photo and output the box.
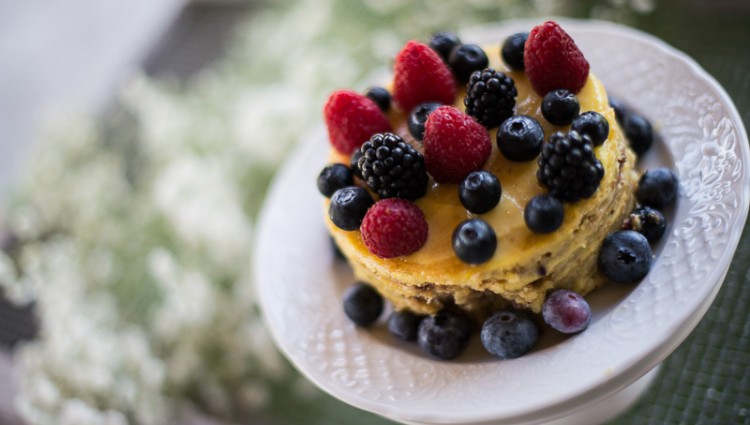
[358,133,428,201]
[542,290,591,334]
[448,44,489,83]
[459,170,502,214]
[393,40,456,112]
[524,194,565,234]
[497,115,544,161]
[598,230,653,284]
[501,32,528,71]
[622,113,654,156]
[571,111,610,146]
[636,167,678,209]
[480,310,538,359]
[609,97,628,124]
[324,90,392,155]
[537,131,604,203]
[418,311,472,360]
[350,148,363,179]
[343,282,384,326]
[524,20,590,95]
[360,198,428,258]
[623,206,667,243]
[328,186,374,231]
[464,68,517,128]
[429,31,462,62]
[388,310,423,341]
[365,86,391,112]
[408,102,442,141]
[317,163,353,198]
[541,89,580,126]
[423,106,492,183]
[452,218,497,264]
[330,235,346,261]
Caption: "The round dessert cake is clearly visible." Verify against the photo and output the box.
[326,71,637,320]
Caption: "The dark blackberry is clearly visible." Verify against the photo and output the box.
[358,133,428,201]
[464,69,517,128]
[349,149,363,179]
[537,131,604,203]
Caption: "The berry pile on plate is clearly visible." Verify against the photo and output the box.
[317,20,679,360]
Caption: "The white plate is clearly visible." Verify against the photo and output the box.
[255,19,749,425]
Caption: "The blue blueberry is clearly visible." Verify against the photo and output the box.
[598,230,653,284]
[541,89,580,126]
[459,171,502,214]
[343,283,383,327]
[449,44,489,83]
[408,102,442,141]
[417,311,472,359]
[388,310,423,341]
[542,289,591,334]
[608,97,628,124]
[480,310,538,359]
[317,164,354,197]
[365,86,391,112]
[501,32,528,71]
[328,186,374,231]
[622,113,653,156]
[625,206,667,243]
[524,194,564,234]
[452,219,497,264]
[330,235,346,261]
[497,115,544,162]
[571,111,610,146]
[429,31,462,62]
[636,167,679,209]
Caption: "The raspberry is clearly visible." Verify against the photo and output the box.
[464,68,517,128]
[537,130,603,203]
[360,198,428,258]
[423,106,491,183]
[393,41,456,113]
[524,20,590,96]
[324,90,392,155]
[359,133,428,201]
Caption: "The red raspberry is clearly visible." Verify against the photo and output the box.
[524,20,590,96]
[324,90,392,155]
[361,198,428,259]
[393,41,456,113]
[423,106,491,183]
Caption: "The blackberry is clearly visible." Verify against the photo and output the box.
[359,133,428,201]
[537,131,604,203]
[350,149,363,179]
[464,69,517,128]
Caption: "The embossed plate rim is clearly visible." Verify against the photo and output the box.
[255,18,750,425]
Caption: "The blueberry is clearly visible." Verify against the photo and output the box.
[571,111,610,146]
[330,235,346,261]
[317,164,354,197]
[625,206,667,243]
[408,102,442,141]
[452,219,497,264]
[459,171,502,214]
[350,149,363,179]
[480,310,538,359]
[388,310,423,341]
[429,31,462,62]
[343,283,383,326]
[524,194,564,234]
[417,311,471,360]
[598,230,653,284]
[542,289,591,334]
[497,115,544,161]
[622,113,653,156]
[329,186,374,231]
[365,86,391,112]
[501,32,528,71]
[448,44,489,84]
[636,167,678,209]
[608,97,628,124]
[541,89,580,126]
